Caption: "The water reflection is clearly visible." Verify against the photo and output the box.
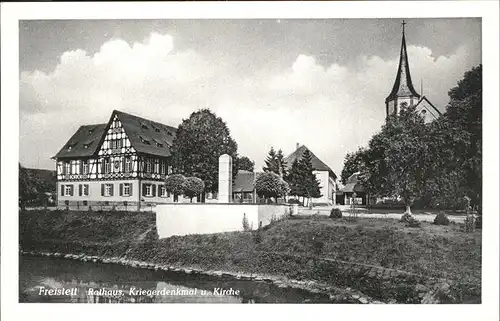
[19,255,333,303]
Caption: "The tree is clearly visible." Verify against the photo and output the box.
[19,164,39,209]
[165,174,186,202]
[363,105,433,214]
[437,65,482,208]
[298,149,322,207]
[19,163,53,209]
[171,109,238,197]
[285,158,303,199]
[237,156,255,172]
[255,172,290,203]
[411,65,482,210]
[340,148,368,185]
[183,177,205,203]
[263,147,287,177]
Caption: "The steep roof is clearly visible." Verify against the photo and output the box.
[54,110,177,159]
[283,145,337,180]
[385,27,420,104]
[114,110,177,158]
[233,170,256,193]
[415,96,442,118]
[341,172,365,193]
[53,124,107,159]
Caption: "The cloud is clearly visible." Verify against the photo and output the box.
[20,32,477,176]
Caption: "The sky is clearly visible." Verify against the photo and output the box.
[19,18,481,177]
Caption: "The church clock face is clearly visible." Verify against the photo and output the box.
[114,160,120,170]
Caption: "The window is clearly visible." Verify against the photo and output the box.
[104,158,111,174]
[125,157,132,172]
[139,136,151,145]
[142,183,156,197]
[160,185,169,197]
[145,159,152,173]
[154,159,159,173]
[64,185,73,196]
[123,183,131,196]
[160,161,166,175]
[79,184,89,196]
[83,161,89,174]
[110,139,123,150]
[83,140,93,149]
[67,142,77,151]
[65,162,71,175]
[102,184,114,197]
[145,184,152,197]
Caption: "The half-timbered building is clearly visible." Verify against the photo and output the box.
[53,110,177,210]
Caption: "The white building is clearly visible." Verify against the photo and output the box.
[283,144,337,205]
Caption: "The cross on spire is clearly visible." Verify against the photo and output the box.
[402,20,407,34]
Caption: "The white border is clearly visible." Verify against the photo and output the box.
[2,1,499,321]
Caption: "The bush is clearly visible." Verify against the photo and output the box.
[242,213,250,231]
[183,177,205,202]
[165,174,186,197]
[475,216,482,229]
[433,213,450,226]
[255,172,289,200]
[400,213,413,223]
[288,198,302,205]
[406,217,421,228]
[330,208,342,219]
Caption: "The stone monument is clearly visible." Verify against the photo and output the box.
[218,154,233,203]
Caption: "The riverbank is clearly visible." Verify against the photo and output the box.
[19,210,482,303]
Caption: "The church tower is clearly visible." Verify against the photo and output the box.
[385,21,420,117]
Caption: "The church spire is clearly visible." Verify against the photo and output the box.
[385,20,420,115]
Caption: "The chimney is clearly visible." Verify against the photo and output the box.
[296,143,299,150]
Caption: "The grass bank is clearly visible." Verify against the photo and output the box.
[19,210,481,303]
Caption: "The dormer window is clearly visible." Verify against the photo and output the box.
[83,140,93,149]
[139,136,151,145]
[67,142,77,151]
[139,121,148,130]
[153,138,163,148]
[151,124,161,133]
[166,131,173,136]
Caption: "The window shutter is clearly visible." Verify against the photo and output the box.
[79,161,83,174]
[129,184,133,196]
[70,185,74,196]
[119,183,123,196]
[61,184,64,196]
[101,184,105,196]
[79,184,82,196]
[110,184,114,196]
[100,160,105,173]
[142,184,147,196]
[85,184,89,196]
[152,184,156,197]
[122,158,126,172]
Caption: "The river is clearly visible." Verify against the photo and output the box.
[19,255,339,303]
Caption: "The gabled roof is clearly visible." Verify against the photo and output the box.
[283,145,337,180]
[415,96,442,119]
[386,29,420,104]
[53,110,177,159]
[341,172,365,193]
[114,110,177,158]
[53,124,107,159]
[233,170,256,193]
